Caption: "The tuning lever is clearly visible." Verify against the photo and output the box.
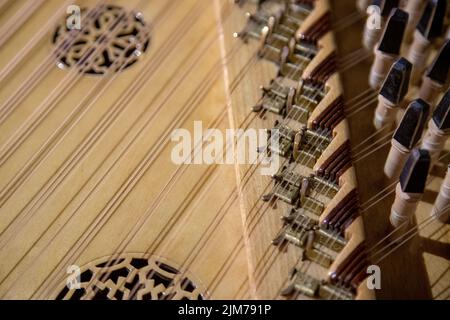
[390,149,430,232]
[363,0,400,51]
[374,57,412,130]
[407,0,447,83]
[421,89,450,165]
[432,165,450,223]
[369,8,409,90]
[384,99,430,179]
[419,40,450,106]
[404,0,428,39]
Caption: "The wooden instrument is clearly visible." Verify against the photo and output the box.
[0,0,448,300]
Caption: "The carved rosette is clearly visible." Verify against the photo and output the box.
[52,5,151,75]
[56,254,206,300]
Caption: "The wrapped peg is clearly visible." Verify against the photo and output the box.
[363,0,400,51]
[419,40,450,106]
[421,89,450,165]
[390,149,431,233]
[374,57,412,130]
[404,0,427,38]
[369,8,409,90]
[431,165,450,223]
[384,99,430,179]
[407,0,447,83]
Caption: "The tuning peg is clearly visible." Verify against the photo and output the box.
[363,0,400,51]
[369,8,409,90]
[404,0,428,39]
[421,89,450,165]
[419,40,450,106]
[390,149,431,231]
[374,57,412,129]
[408,0,447,83]
[384,99,430,179]
[431,165,450,223]
[415,0,446,43]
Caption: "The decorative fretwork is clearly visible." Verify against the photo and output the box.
[56,254,205,300]
[52,5,151,75]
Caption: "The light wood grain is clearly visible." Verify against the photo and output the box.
[0,0,250,299]
[0,0,447,300]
